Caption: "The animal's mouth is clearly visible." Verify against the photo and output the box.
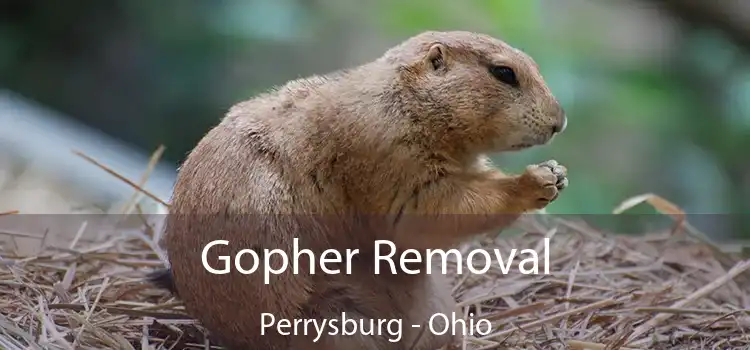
[509,143,534,150]
[512,133,555,149]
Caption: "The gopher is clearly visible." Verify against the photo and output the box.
[150,31,568,349]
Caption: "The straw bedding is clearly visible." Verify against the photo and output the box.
[0,151,748,349]
[1,208,748,350]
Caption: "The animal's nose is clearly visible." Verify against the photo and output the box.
[552,113,567,134]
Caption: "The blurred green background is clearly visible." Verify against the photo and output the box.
[0,0,748,238]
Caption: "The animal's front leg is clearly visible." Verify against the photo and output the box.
[393,159,568,250]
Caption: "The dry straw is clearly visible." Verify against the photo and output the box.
[1,148,749,349]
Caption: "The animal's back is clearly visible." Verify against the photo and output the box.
[164,90,319,349]
[161,73,390,348]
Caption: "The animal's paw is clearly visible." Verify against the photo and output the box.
[518,159,568,210]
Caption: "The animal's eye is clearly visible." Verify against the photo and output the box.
[489,65,519,87]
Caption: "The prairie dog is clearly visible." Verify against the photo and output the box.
[151,30,568,349]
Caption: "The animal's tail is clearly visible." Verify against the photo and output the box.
[146,267,178,296]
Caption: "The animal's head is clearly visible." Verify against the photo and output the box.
[382,31,567,154]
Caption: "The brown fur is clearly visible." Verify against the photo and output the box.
[158,31,568,349]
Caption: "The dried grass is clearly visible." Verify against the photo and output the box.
[1,149,749,350]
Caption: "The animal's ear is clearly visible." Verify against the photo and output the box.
[424,43,448,71]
